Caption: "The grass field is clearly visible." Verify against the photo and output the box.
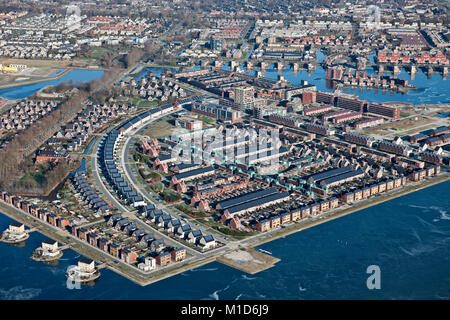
[142,116,176,138]
[198,116,216,124]
[79,47,112,60]
[130,96,159,108]
[0,58,72,68]
[365,116,437,136]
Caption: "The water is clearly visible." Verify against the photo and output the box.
[217,49,450,105]
[0,69,65,85]
[248,66,449,105]
[435,112,450,118]
[83,137,97,155]
[0,54,449,299]
[1,180,449,299]
[132,52,449,106]
[0,69,105,100]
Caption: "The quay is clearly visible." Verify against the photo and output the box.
[217,248,280,274]
[0,199,218,286]
[246,173,450,249]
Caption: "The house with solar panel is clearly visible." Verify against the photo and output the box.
[186,229,203,243]
[197,235,216,251]
[175,224,192,238]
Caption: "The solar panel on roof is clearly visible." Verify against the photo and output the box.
[320,169,365,186]
[173,166,215,180]
[225,192,290,215]
[216,187,279,210]
[307,166,353,183]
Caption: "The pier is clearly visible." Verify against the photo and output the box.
[27,227,38,233]
[97,262,109,270]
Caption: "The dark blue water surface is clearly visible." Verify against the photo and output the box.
[122,49,449,105]
[0,69,105,100]
[217,50,450,105]
[1,180,449,299]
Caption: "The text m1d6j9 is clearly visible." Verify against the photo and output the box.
[225,304,269,317]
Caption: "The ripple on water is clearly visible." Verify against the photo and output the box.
[0,286,42,300]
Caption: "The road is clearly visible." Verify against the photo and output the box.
[88,120,202,258]
[0,200,147,278]
[119,116,231,247]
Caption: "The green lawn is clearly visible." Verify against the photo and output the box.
[19,171,46,186]
[130,96,159,107]
[174,203,210,217]
[161,188,181,203]
[198,116,216,124]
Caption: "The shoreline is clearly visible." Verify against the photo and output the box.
[31,250,63,262]
[0,66,106,90]
[0,173,449,285]
[0,199,218,286]
[0,68,72,90]
[249,174,450,249]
